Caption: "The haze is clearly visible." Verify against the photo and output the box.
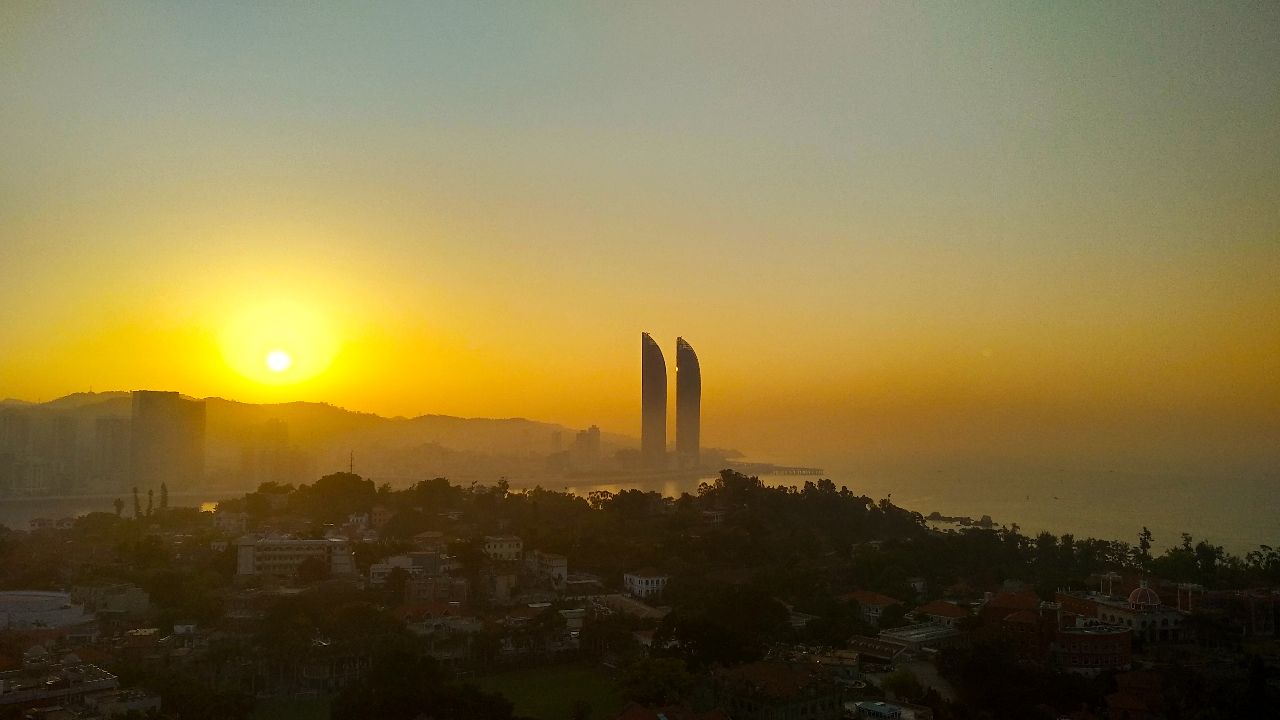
[2,3,1277,480]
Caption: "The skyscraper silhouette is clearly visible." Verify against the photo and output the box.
[130,391,205,491]
[675,337,700,468]
[641,332,667,469]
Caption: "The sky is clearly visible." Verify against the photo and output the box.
[2,2,1278,478]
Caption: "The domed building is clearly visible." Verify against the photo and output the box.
[1092,580,1184,643]
[1128,582,1161,610]
[1056,578,1186,644]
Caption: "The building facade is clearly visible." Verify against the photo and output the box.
[483,535,523,562]
[235,536,355,577]
[624,570,669,600]
[129,390,205,492]
[641,333,667,469]
[675,337,700,469]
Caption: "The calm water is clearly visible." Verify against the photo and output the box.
[0,494,222,529]
[535,466,1279,555]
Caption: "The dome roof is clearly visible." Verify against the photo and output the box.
[1128,585,1161,608]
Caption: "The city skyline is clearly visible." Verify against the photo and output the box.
[2,4,1277,478]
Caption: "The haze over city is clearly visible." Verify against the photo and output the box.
[5,5,1280,720]
[3,6,1278,515]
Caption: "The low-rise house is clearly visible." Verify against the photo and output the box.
[369,555,416,585]
[71,585,150,617]
[710,661,842,720]
[413,531,447,553]
[406,576,469,604]
[483,535,523,561]
[623,569,669,600]
[911,600,969,628]
[841,590,902,627]
[526,550,568,588]
[1054,618,1132,676]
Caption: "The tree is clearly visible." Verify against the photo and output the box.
[331,643,513,720]
[132,487,142,519]
[386,566,409,605]
[1137,527,1153,568]
[160,482,169,512]
[878,603,909,630]
[147,488,154,518]
[619,657,694,706]
[113,498,124,517]
[882,667,925,703]
[296,556,331,584]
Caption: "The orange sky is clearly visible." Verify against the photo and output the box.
[2,4,1277,474]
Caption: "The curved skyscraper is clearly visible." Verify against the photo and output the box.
[675,337,701,468]
[641,332,667,469]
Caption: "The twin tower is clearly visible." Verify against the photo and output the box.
[641,332,700,470]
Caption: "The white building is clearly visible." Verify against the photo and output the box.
[369,555,416,585]
[235,536,355,577]
[483,535,523,562]
[623,570,669,600]
[527,550,568,588]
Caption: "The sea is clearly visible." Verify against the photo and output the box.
[2,467,1274,556]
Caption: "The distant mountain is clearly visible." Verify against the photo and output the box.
[3,392,740,488]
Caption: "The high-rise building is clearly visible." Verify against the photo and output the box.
[675,337,701,468]
[571,424,601,470]
[94,417,131,492]
[641,332,667,469]
[129,391,205,491]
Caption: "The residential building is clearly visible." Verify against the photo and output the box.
[842,590,902,627]
[624,570,669,600]
[483,535,523,562]
[129,391,205,492]
[710,662,842,720]
[1054,619,1132,676]
[235,536,355,577]
[912,600,969,627]
[526,550,568,588]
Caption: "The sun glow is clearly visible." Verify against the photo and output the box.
[266,349,293,372]
[219,300,339,386]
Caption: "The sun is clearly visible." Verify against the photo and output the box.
[220,299,339,386]
[265,349,293,373]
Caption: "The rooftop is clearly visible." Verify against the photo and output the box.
[841,590,901,608]
[914,600,969,619]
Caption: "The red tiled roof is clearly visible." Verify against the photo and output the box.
[841,590,901,608]
[915,600,969,619]
[1002,610,1040,625]
[985,591,1040,611]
